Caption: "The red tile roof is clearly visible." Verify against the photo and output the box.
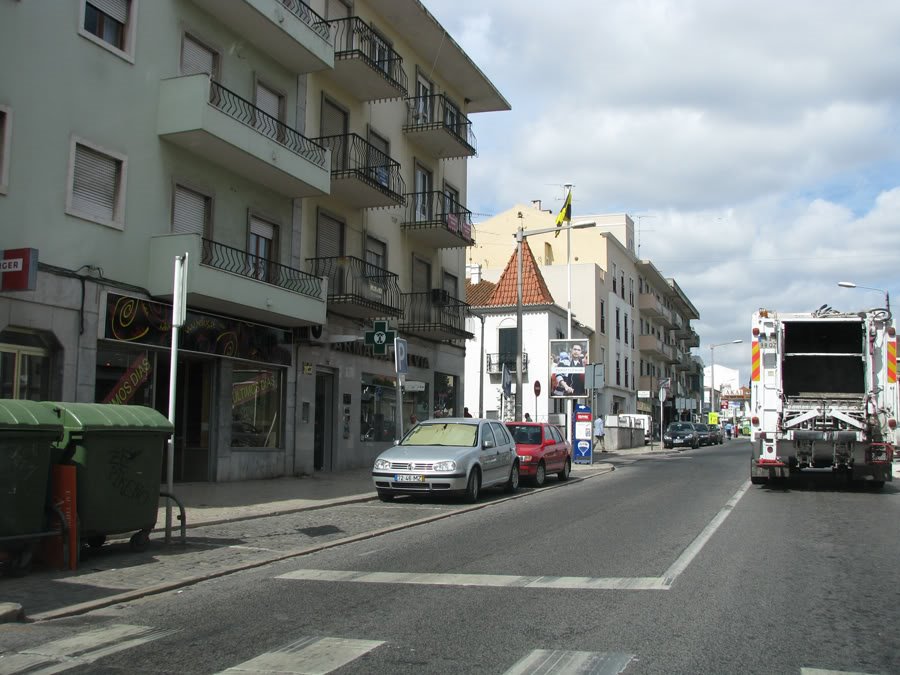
[464,278,497,306]
[485,240,555,307]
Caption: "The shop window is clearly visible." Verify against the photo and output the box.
[433,372,457,418]
[360,373,428,441]
[231,367,282,448]
[95,345,155,406]
[0,328,56,400]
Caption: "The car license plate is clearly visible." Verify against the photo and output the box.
[674,438,684,444]
[394,474,424,482]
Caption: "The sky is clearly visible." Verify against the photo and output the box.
[424,0,900,381]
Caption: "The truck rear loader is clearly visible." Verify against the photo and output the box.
[750,306,896,487]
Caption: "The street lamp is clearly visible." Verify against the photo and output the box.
[837,281,891,317]
[709,339,742,416]
[513,217,596,421]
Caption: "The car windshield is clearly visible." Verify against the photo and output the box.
[400,421,478,447]
[507,424,542,445]
[668,423,693,432]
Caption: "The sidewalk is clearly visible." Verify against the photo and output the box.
[1,449,657,623]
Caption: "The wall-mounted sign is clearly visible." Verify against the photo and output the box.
[1,248,38,292]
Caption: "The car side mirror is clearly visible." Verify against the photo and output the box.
[482,439,495,449]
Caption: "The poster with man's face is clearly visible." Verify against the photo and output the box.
[549,339,589,399]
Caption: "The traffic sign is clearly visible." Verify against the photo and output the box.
[534,381,541,396]
[658,387,667,402]
[394,337,408,374]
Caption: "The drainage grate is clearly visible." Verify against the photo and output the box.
[298,525,343,537]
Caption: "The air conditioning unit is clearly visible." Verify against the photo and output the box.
[431,288,451,305]
[297,325,324,342]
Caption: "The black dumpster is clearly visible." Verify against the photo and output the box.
[0,399,65,575]
[43,402,173,552]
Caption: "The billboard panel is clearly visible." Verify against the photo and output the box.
[549,338,589,399]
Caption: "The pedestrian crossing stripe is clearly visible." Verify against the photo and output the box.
[216,636,384,675]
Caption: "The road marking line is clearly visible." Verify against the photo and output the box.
[217,636,384,674]
[504,649,634,675]
[277,482,751,593]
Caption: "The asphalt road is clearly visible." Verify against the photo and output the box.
[2,441,898,674]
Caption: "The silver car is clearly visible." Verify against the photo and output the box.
[371,418,520,502]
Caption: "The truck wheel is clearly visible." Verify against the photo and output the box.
[750,476,767,485]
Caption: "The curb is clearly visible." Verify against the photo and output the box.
[25,466,614,623]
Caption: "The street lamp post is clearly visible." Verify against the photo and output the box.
[837,281,891,317]
[513,218,596,421]
[709,339,742,416]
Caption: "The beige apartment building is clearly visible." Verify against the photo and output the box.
[0,0,508,480]
[467,202,701,430]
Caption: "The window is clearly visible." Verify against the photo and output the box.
[181,33,218,77]
[255,81,284,132]
[498,327,516,370]
[620,272,625,299]
[444,97,460,133]
[615,308,621,341]
[248,216,277,283]
[443,183,460,230]
[95,346,154,406]
[414,164,432,221]
[442,271,458,299]
[414,73,433,124]
[624,312,629,343]
[600,300,606,334]
[369,25,392,73]
[616,354,621,386]
[79,0,136,61]
[231,367,282,448]
[172,184,210,236]
[360,372,428,442]
[0,328,55,401]
[433,373,458,418]
[612,263,617,293]
[0,106,10,194]
[67,138,127,229]
[364,236,387,300]
[624,358,629,389]
[367,130,390,187]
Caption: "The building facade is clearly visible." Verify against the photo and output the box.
[0,0,508,480]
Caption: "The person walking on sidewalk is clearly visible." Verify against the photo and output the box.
[593,415,606,453]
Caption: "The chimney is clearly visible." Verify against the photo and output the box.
[531,200,542,210]
[467,263,482,284]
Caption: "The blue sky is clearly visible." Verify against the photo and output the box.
[425,0,900,380]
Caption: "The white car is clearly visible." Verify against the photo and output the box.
[371,418,520,502]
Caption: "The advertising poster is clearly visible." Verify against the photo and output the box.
[549,338,589,398]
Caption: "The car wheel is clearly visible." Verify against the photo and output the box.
[504,461,520,493]
[557,458,571,481]
[464,466,481,503]
[534,461,546,487]
[377,490,394,502]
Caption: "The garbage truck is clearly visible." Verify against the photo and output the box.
[749,305,896,487]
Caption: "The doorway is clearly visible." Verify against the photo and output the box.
[157,355,213,482]
[314,370,335,471]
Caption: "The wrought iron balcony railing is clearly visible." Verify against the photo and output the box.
[208,80,327,170]
[314,133,405,200]
[279,0,332,43]
[329,16,408,94]
[485,353,529,374]
[404,94,476,153]
[306,255,402,316]
[400,291,471,339]
[200,238,324,299]
[403,191,474,242]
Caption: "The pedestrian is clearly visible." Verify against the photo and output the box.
[409,412,418,426]
[463,407,473,418]
[725,422,733,440]
[593,415,605,452]
[524,413,532,422]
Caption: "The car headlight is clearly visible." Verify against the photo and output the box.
[374,458,391,470]
[664,435,672,440]
[432,460,456,472]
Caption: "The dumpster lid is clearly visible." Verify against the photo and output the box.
[0,399,65,436]
[41,402,174,433]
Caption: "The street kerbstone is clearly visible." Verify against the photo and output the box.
[0,602,24,623]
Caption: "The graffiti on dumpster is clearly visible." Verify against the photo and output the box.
[107,447,153,506]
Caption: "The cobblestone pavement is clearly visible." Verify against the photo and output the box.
[2,462,622,623]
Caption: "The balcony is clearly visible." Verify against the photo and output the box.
[313,133,405,208]
[402,191,474,248]
[639,334,675,362]
[327,17,407,101]
[189,0,333,72]
[485,353,529,374]
[158,75,330,197]
[399,291,473,341]
[638,293,674,327]
[403,94,476,159]
[682,328,700,348]
[148,234,327,327]
[307,256,402,320]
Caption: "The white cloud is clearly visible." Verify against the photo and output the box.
[425,0,900,378]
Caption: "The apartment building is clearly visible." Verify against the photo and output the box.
[0,0,509,481]
[467,202,701,429]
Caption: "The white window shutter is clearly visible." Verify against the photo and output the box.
[255,84,281,121]
[182,35,215,76]
[173,185,208,235]
[72,144,118,221]
[89,0,129,24]
[250,216,275,240]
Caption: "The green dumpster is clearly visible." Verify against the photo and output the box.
[43,402,173,552]
[0,399,64,539]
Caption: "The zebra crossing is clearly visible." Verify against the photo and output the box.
[0,623,878,674]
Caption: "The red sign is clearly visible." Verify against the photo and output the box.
[534,381,541,396]
[1,248,38,292]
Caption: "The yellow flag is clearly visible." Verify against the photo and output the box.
[554,190,571,237]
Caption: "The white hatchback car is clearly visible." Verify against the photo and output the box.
[371,418,520,502]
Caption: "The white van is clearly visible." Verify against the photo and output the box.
[620,414,653,444]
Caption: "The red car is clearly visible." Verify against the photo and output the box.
[505,421,572,486]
